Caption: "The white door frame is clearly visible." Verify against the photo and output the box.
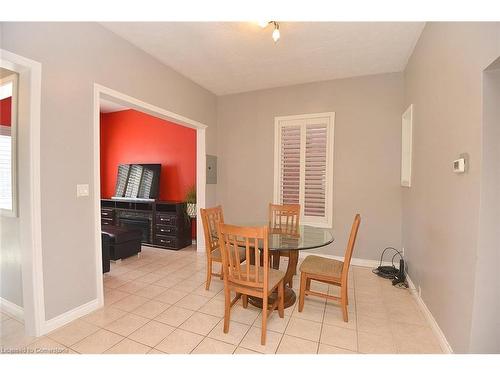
[93,84,207,307]
[0,49,44,336]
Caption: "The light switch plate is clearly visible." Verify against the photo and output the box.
[76,184,89,197]
[453,158,465,173]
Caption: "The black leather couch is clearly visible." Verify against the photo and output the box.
[101,226,142,261]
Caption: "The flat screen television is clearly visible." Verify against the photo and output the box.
[112,164,161,201]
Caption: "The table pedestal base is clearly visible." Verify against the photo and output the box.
[248,286,296,309]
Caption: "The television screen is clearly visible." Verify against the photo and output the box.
[112,164,161,201]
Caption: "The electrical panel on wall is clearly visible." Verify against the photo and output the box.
[206,154,217,184]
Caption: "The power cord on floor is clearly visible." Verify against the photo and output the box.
[372,247,409,289]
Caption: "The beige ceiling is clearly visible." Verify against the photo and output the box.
[102,22,425,96]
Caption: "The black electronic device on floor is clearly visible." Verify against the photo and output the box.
[372,247,408,288]
[391,258,407,285]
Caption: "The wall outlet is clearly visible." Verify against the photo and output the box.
[76,184,89,197]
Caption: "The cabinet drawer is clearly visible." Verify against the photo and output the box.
[101,209,114,218]
[101,218,114,226]
[155,235,178,248]
[156,214,177,226]
[156,225,177,236]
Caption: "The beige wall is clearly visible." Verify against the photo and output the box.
[403,22,500,353]
[217,73,404,260]
[1,22,218,320]
[469,65,500,353]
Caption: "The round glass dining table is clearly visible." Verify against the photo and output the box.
[244,224,334,309]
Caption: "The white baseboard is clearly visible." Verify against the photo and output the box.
[406,275,453,354]
[41,298,101,335]
[0,297,24,321]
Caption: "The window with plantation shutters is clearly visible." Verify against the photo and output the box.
[274,113,334,228]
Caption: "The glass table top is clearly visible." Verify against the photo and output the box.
[237,224,334,252]
[268,225,333,251]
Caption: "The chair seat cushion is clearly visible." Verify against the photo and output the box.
[211,246,247,263]
[230,265,285,292]
[299,255,343,279]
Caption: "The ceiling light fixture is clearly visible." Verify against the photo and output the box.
[257,21,281,43]
[271,22,280,42]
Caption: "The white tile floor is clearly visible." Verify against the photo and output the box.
[0,245,443,354]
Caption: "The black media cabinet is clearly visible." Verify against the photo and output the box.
[101,199,192,250]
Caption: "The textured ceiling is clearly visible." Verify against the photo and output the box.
[102,22,425,95]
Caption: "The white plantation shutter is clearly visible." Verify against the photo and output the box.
[304,123,328,217]
[280,125,301,205]
[274,113,334,228]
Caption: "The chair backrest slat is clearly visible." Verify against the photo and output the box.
[253,237,259,283]
[269,203,300,235]
[217,223,269,290]
[200,206,224,254]
[227,236,235,275]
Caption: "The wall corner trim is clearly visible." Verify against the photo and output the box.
[196,243,206,253]
[407,275,454,354]
[0,297,24,321]
[41,298,101,335]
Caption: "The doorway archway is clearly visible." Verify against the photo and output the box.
[93,84,208,308]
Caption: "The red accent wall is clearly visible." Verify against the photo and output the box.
[100,109,196,202]
[0,97,12,126]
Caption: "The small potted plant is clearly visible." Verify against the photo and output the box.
[185,186,197,218]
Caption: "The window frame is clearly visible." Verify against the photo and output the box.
[0,73,18,217]
[273,112,335,228]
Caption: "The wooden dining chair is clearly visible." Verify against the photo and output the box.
[298,214,361,322]
[268,203,300,285]
[200,206,247,290]
[217,223,285,345]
